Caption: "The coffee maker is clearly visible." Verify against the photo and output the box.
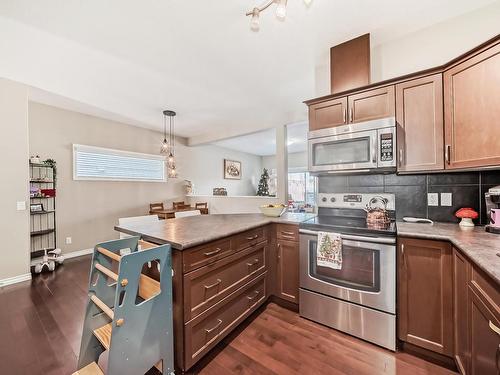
[485,185,500,234]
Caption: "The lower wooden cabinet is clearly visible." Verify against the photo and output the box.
[468,287,500,375]
[399,239,500,374]
[184,273,267,369]
[453,248,470,373]
[276,238,299,304]
[398,237,453,356]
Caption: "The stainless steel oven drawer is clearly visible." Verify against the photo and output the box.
[299,289,396,351]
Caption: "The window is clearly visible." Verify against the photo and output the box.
[288,172,317,213]
[73,144,165,182]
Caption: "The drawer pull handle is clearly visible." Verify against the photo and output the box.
[247,290,260,301]
[281,235,295,240]
[246,258,259,267]
[490,320,500,336]
[246,234,259,240]
[205,319,222,334]
[203,248,222,257]
[204,279,222,290]
[281,231,295,236]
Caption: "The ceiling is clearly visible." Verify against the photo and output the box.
[211,122,308,156]
[0,0,495,140]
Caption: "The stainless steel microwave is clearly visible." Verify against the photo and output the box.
[308,117,396,174]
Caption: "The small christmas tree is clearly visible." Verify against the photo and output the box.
[256,169,270,196]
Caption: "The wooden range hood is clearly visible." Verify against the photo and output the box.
[330,33,371,94]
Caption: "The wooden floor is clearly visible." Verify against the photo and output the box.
[0,256,456,375]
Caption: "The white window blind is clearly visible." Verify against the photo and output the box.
[73,144,165,182]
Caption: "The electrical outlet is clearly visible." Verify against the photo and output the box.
[427,193,439,207]
[441,193,452,207]
[16,201,26,211]
[65,237,72,245]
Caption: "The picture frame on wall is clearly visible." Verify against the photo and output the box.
[30,203,44,212]
[224,159,241,180]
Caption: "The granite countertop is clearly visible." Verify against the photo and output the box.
[397,222,500,285]
[115,213,316,250]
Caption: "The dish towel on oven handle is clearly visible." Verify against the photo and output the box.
[317,231,342,270]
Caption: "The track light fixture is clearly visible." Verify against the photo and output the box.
[246,0,312,31]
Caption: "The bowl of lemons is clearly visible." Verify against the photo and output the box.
[259,204,287,217]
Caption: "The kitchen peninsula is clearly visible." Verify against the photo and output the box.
[115,213,314,372]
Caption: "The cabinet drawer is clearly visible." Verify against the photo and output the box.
[184,273,267,369]
[470,265,500,313]
[276,224,299,241]
[233,227,266,251]
[184,243,267,321]
[183,239,232,273]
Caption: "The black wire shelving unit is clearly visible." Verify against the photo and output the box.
[29,162,56,259]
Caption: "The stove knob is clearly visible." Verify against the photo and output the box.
[322,197,327,202]
[330,197,336,203]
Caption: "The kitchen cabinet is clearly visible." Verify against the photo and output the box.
[308,97,348,131]
[398,238,453,356]
[453,248,470,374]
[468,265,500,375]
[308,86,395,132]
[348,85,395,124]
[468,288,500,375]
[276,233,299,304]
[444,42,500,169]
[396,74,444,172]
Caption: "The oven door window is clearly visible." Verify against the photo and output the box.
[313,137,370,166]
[308,239,380,293]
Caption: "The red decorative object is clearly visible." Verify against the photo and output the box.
[41,188,56,197]
[455,207,479,219]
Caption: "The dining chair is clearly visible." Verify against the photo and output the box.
[195,202,209,214]
[174,210,201,218]
[173,201,186,210]
[149,202,164,214]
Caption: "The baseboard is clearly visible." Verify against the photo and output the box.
[30,248,93,266]
[0,273,32,287]
[64,248,94,259]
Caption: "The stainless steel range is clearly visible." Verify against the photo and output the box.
[299,193,396,351]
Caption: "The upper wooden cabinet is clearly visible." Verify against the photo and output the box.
[308,97,347,131]
[396,74,444,172]
[308,86,395,132]
[398,237,453,357]
[348,85,395,124]
[444,42,500,169]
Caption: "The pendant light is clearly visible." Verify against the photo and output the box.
[160,112,169,154]
[163,110,177,178]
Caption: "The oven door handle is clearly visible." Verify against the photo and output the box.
[299,229,396,244]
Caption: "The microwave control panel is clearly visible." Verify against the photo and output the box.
[380,133,393,162]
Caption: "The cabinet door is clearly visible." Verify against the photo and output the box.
[398,238,453,356]
[453,248,470,374]
[396,74,444,172]
[276,239,299,304]
[444,43,500,169]
[308,97,348,131]
[469,288,500,375]
[348,85,395,124]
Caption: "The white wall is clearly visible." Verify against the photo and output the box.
[29,102,186,254]
[370,1,500,82]
[0,78,30,282]
[314,1,500,96]
[182,144,263,196]
[186,195,278,214]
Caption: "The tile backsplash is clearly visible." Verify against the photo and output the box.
[318,170,500,225]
